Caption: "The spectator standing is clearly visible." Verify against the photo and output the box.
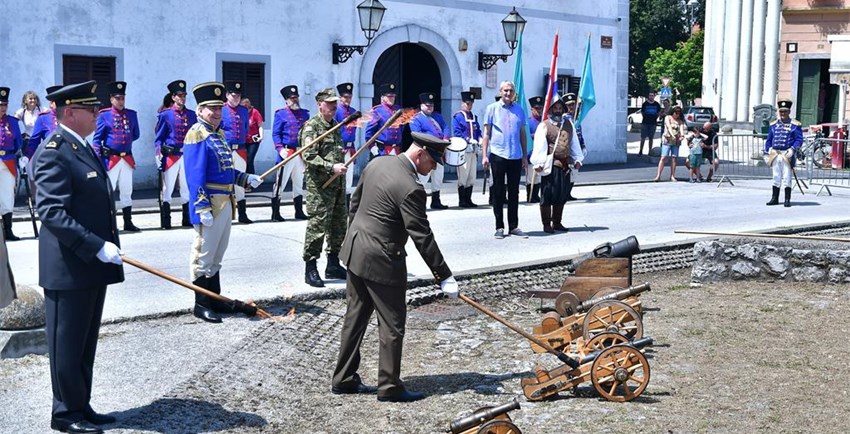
[701,122,719,181]
[685,127,705,182]
[241,97,263,175]
[638,91,661,155]
[653,106,686,182]
[15,91,41,150]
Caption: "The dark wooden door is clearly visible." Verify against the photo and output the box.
[222,62,266,119]
[372,43,441,110]
[796,59,820,126]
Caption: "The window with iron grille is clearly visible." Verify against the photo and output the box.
[543,74,581,98]
[62,55,116,106]
[222,62,265,119]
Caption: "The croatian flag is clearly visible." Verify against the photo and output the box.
[542,30,559,119]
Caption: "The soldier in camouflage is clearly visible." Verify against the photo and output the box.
[301,88,349,288]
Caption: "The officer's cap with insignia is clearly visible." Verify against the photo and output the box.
[777,99,793,111]
[315,88,340,103]
[378,83,397,96]
[419,92,436,104]
[528,96,544,108]
[168,80,187,95]
[45,85,63,97]
[0,87,9,103]
[192,82,226,107]
[410,132,449,166]
[460,91,475,103]
[336,82,354,97]
[281,85,299,99]
[47,81,101,108]
[107,81,127,97]
[225,81,243,95]
[562,93,577,105]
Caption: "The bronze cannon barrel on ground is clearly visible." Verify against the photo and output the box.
[566,235,641,272]
[575,282,651,313]
[448,399,521,434]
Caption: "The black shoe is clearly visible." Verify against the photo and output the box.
[270,198,285,222]
[193,303,222,323]
[530,185,541,203]
[237,200,253,224]
[377,390,426,402]
[430,191,448,210]
[2,213,20,241]
[50,420,103,434]
[332,382,378,395]
[784,187,792,208]
[85,412,116,425]
[325,255,347,280]
[122,207,141,232]
[305,260,325,287]
[465,186,477,207]
[160,202,172,229]
[294,195,309,220]
[766,186,780,206]
[181,203,191,227]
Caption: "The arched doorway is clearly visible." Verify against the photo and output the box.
[372,43,442,110]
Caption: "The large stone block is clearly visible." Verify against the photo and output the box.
[0,285,45,330]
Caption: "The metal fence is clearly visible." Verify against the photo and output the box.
[805,137,850,194]
[712,133,771,183]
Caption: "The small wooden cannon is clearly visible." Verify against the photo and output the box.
[530,297,644,354]
[447,399,522,434]
[521,337,653,402]
[555,282,651,318]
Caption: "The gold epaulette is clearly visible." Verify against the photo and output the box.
[791,120,801,126]
[183,124,210,145]
[770,119,779,126]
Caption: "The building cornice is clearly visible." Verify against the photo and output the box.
[782,6,850,15]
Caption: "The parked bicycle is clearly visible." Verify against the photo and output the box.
[797,129,832,169]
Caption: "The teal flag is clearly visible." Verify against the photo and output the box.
[576,35,595,127]
[512,31,531,151]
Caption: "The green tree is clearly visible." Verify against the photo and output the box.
[644,31,704,105]
[629,0,690,97]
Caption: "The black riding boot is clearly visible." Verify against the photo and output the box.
[540,206,553,233]
[305,259,325,288]
[325,254,347,280]
[766,186,780,206]
[181,204,191,227]
[192,275,222,323]
[2,213,19,241]
[237,200,253,224]
[530,184,541,203]
[784,187,792,208]
[430,191,448,210]
[122,207,141,232]
[209,272,235,313]
[294,195,309,220]
[465,186,478,207]
[566,182,578,201]
[271,197,285,222]
[160,202,172,229]
[457,186,468,208]
[551,204,568,232]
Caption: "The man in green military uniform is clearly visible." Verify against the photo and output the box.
[301,88,349,288]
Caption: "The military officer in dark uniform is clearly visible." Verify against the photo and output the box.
[184,82,263,323]
[93,81,141,232]
[0,87,23,241]
[334,82,358,204]
[764,99,803,208]
[526,96,545,203]
[154,79,197,229]
[332,131,458,403]
[33,81,123,434]
[221,80,252,224]
[365,83,401,158]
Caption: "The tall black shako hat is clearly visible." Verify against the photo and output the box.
[460,91,475,102]
[225,81,243,94]
[777,99,793,111]
[378,83,397,96]
[528,96,544,107]
[47,81,101,107]
[419,92,436,104]
[0,87,9,103]
[336,82,354,96]
[107,81,127,96]
[168,80,187,95]
[192,82,226,107]
[281,85,299,99]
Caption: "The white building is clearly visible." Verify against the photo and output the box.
[1,1,629,188]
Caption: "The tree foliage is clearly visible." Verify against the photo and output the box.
[644,31,704,105]
[629,0,691,96]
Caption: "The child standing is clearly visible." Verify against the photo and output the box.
[686,127,706,182]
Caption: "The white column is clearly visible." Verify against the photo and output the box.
[763,0,782,106]
[721,0,742,121]
[749,0,767,109]
[737,0,754,121]
[712,0,727,116]
[701,0,715,107]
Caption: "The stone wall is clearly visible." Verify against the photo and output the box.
[692,238,850,283]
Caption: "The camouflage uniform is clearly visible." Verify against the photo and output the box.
[301,113,347,262]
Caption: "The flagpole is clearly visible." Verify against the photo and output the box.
[542,29,559,120]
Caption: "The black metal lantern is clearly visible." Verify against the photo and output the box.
[333,0,387,64]
[479,7,527,70]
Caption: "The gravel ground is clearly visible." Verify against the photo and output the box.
[2,265,850,433]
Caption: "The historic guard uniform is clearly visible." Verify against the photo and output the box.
[0,87,23,240]
[409,92,450,209]
[334,82,358,201]
[365,83,401,157]
[33,81,124,434]
[93,81,141,232]
[271,84,310,221]
[526,95,545,203]
[764,99,803,207]
[221,80,252,223]
[563,93,586,201]
[154,79,197,228]
[184,82,262,323]
[451,90,482,208]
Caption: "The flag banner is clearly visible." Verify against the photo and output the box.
[576,35,595,127]
[542,30,559,119]
[512,31,532,150]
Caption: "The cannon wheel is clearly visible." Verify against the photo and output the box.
[582,300,643,341]
[477,419,522,434]
[583,331,629,353]
[554,291,581,317]
[590,344,650,402]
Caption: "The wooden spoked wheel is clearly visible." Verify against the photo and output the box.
[583,331,629,353]
[590,345,650,402]
[581,300,643,341]
[554,291,581,317]
[477,419,523,434]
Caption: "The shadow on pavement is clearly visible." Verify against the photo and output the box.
[109,398,267,434]
[405,371,528,396]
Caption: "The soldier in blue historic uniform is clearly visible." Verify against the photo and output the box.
[221,80,252,224]
[271,85,310,222]
[0,87,23,240]
[563,93,586,201]
[334,82,358,204]
[22,85,62,162]
[33,81,123,434]
[764,99,803,208]
[525,96,545,203]
[409,91,450,209]
[92,81,141,232]
[154,79,197,229]
[451,91,482,208]
[183,82,263,323]
[365,83,401,158]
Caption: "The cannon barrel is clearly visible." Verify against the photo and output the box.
[579,336,654,365]
[448,399,521,433]
[575,283,651,313]
[567,236,641,272]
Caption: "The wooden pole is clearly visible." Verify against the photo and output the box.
[321,109,403,189]
[674,230,850,243]
[259,111,361,180]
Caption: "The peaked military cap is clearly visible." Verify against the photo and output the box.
[225,80,243,94]
[281,85,299,99]
[378,83,397,96]
[168,80,187,94]
[315,88,339,103]
[45,85,63,97]
[563,93,577,104]
[192,82,226,107]
[460,91,475,102]
[411,131,449,166]
[0,87,9,103]
[528,96,545,107]
[419,92,436,104]
[336,82,354,96]
[107,81,127,96]
[48,81,101,107]
[777,99,793,110]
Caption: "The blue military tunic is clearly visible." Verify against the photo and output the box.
[365,102,401,154]
[335,103,358,153]
[0,114,22,176]
[272,106,310,160]
[222,103,249,160]
[25,109,57,158]
[409,111,449,139]
[154,106,197,170]
[93,107,140,169]
[183,119,249,225]
[451,111,482,143]
[565,113,585,150]
[764,118,803,163]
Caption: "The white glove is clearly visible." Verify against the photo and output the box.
[370,145,379,157]
[200,211,214,227]
[248,174,263,188]
[469,139,479,146]
[440,276,459,298]
[251,134,261,143]
[18,156,29,168]
[279,149,288,159]
[96,242,123,265]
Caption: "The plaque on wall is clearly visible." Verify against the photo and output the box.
[601,36,613,49]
